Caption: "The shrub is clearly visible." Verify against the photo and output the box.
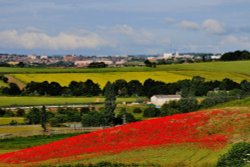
[132,108,142,114]
[216,142,250,167]
[143,107,160,118]
[9,120,18,126]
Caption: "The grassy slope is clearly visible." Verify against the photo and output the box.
[0,96,136,107]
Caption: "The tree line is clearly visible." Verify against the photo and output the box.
[221,50,250,61]
[1,76,250,98]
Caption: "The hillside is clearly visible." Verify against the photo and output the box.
[0,108,249,166]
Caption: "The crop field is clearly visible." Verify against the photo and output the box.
[0,117,25,125]
[0,108,248,166]
[0,96,136,107]
[11,71,190,87]
[4,61,250,88]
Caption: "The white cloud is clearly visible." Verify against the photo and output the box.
[180,20,199,30]
[202,19,224,34]
[112,24,134,36]
[220,35,250,48]
[0,29,108,50]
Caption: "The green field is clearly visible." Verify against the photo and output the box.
[0,81,8,87]
[0,117,25,125]
[4,61,250,88]
[62,144,228,167]
[0,96,136,107]
[0,133,84,154]
[1,61,250,74]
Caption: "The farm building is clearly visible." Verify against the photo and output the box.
[150,95,181,106]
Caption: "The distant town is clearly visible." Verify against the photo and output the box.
[0,52,222,68]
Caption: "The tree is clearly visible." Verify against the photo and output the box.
[143,107,160,118]
[25,108,41,124]
[41,105,47,132]
[219,78,240,90]
[6,83,21,95]
[103,82,116,126]
[127,80,143,96]
[178,98,199,113]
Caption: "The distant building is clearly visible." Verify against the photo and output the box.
[74,60,93,67]
[150,95,181,106]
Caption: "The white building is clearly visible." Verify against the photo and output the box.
[150,95,181,106]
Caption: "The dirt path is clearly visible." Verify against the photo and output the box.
[6,74,26,90]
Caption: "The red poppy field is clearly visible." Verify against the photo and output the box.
[0,108,249,166]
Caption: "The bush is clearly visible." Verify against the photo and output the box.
[4,110,15,117]
[143,107,160,118]
[49,117,61,127]
[132,108,142,114]
[217,142,250,167]
[9,120,18,126]
[0,108,6,117]
[16,109,25,117]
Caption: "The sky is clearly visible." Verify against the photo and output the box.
[0,0,250,55]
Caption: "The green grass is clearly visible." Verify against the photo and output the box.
[0,96,136,107]
[215,97,250,108]
[0,81,8,87]
[0,133,82,153]
[0,125,42,134]
[0,117,25,125]
[1,61,250,74]
[41,144,229,167]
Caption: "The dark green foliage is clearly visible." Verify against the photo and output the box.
[178,98,199,113]
[240,80,250,96]
[41,105,47,132]
[200,90,238,108]
[16,108,25,117]
[24,80,101,96]
[143,107,160,117]
[113,79,128,96]
[132,108,142,114]
[103,82,116,126]
[9,120,18,125]
[160,98,198,116]
[25,108,41,124]
[221,50,250,61]
[216,142,250,167]
[219,78,240,90]
[144,59,157,68]
[4,110,15,117]
[81,111,103,127]
[127,80,143,96]
[0,108,6,116]
[160,100,181,116]
[2,83,21,95]
[116,109,136,124]
[87,62,107,68]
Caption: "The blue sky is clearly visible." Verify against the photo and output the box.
[0,0,250,55]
